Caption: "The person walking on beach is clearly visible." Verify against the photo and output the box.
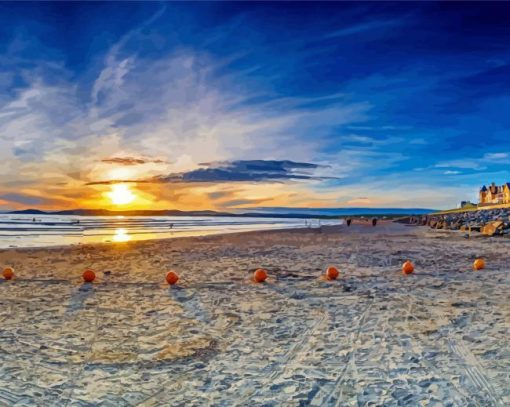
[372,217,378,227]
[346,218,352,227]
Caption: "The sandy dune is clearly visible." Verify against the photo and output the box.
[0,222,508,406]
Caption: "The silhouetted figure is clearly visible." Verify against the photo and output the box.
[372,218,378,227]
[346,218,352,227]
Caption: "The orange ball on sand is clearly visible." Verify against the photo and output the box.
[82,269,96,283]
[2,267,14,280]
[402,260,414,275]
[326,266,339,280]
[473,258,485,271]
[166,270,179,285]
[253,268,268,283]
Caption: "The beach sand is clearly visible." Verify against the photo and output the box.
[0,222,508,406]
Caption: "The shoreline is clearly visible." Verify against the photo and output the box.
[0,214,342,250]
[0,224,335,253]
[0,219,400,255]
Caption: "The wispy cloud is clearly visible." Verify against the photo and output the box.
[0,193,45,206]
[324,18,407,39]
[85,179,151,186]
[435,152,510,171]
[101,157,167,166]
[434,160,486,170]
[484,152,508,160]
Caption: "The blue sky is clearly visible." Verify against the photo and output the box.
[0,2,509,210]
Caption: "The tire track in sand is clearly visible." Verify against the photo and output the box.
[395,295,471,405]
[447,338,504,406]
[429,300,504,406]
[233,308,330,406]
[321,299,373,407]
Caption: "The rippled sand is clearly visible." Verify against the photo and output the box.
[0,222,508,406]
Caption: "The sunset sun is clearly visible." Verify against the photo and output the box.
[107,184,136,206]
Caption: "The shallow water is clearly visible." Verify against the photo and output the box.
[0,214,341,248]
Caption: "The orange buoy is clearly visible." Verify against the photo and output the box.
[82,268,96,283]
[2,267,14,280]
[166,270,179,285]
[254,268,268,283]
[402,260,414,275]
[473,258,485,271]
[326,266,339,280]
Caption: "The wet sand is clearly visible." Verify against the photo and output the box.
[0,222,508,406]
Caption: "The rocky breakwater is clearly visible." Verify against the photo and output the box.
[401,208,510,236]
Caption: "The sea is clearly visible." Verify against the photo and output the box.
[0,214,342,249]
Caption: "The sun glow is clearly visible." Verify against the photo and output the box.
[112,228,131,242]
[107,184,136,205]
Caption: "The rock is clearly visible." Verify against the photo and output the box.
[481,221,504,236]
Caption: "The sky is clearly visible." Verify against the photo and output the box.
[0,1,509,211]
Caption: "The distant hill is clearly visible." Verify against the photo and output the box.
[7,207,436,218]
[7,209,48,215]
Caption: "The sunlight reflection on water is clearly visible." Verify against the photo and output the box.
[112,228,131,242]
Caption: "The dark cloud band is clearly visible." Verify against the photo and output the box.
[86,159,331,185]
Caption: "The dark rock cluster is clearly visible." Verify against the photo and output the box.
[401,208,510,236]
